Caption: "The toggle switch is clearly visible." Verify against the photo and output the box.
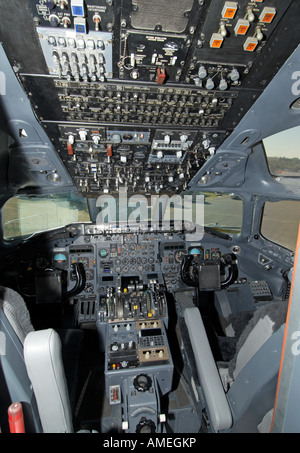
[198,65,207,79]
[219,22,227,37]
[219,78,228,91]
[255,27,264,42]
[93,13,101,31]
[62,16,71,28]
[205,78,214,90]
[79,130,87,140]
[59,1,68,10]
[92,135,100,145]
[229,68,240,81]
[246,7,255,23]
[68,134,75,145]
[151,53,157,64]
[164,134,171,144]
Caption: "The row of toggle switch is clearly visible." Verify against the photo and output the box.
[52,49,107,81]
[38,28,113,79]
[48,35,106,50]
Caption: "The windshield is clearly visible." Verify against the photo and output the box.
[3,191,243,239]
[3,193,90,240]
[163,191,243,234]
[93,191,243,235]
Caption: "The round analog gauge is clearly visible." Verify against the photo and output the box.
[84,283,94,293]
[78,257,89,268]
[35,256,50,269]
[53,253,68,269]
[211,250,221,260]
[189,247,204,259]
[85,269,94,280]
[174,250,187,263]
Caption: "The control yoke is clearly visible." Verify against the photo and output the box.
[180,253,238,291]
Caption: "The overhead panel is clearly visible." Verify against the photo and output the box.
[0,0,297,197]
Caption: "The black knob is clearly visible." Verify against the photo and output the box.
[133,374,152,392]
[136,417,156,434]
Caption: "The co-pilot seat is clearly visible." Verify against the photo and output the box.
[184,300,287,433]
[0,286,82,433]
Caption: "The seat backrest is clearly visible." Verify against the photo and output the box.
[230,301,288,381]
[24,328,74,433]
[0,286,34,344]
[184,301,288,432]
[0,287,41,432]
[218,301,288,432]
[225,323,285,432]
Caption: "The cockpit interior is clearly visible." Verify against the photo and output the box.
[0,0,300,435]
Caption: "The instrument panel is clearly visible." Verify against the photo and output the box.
[23,223,230,317]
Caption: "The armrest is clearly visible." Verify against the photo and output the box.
[184,307,232,431]
[24,329,73,433]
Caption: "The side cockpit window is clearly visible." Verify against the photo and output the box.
[261,200,300,252]
[262,126,300,251]
[2,193,90,240]
[263,125,300,179]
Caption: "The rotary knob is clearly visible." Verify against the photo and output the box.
[49,14,60,27]
[136,417,156,434]
[133,374,152,392]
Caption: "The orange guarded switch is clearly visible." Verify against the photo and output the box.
[259,7,276,23]
[222,2,238,19]
[156,67,166,84]
[67,141,74,156]
[210,33,224,49]
[243,37,258,52]
[235,19,250,35]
